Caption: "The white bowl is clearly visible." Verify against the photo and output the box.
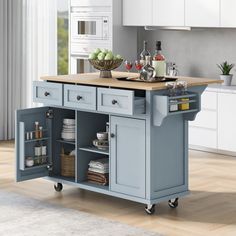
[61,132,75,140]
[63,119,75,125]
[96,132,108,140]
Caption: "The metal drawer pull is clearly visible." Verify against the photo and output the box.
[77,95,83,101]
[110,133,115,138]
[44,92,50,97]
[112,99,118,105]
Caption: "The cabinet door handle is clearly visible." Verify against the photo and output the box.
[110,133,115,138]
[44,91,50,97]
[77,95,82,101]
[112,99,118,105]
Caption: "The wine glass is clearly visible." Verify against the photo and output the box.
[135,60,143,73]
[124,60,133,73]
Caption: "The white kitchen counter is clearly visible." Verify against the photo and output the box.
[207,84,236,93]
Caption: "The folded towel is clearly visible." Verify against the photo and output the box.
[87,171,109,186]
[89,158,109,170]
[88,167,109,174]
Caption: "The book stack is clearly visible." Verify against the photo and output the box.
[87,158,109,186]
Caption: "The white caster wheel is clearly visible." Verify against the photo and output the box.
[145,204,156,215]
[54,183,63,192]
[168,198,179,208]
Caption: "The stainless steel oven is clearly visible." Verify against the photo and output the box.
[71,12,110,41]
[70,54,94,74]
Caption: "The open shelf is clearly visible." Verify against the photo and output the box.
[79,146,109,155]
[56,139,76,145]
[25,137,50,143]
[49,175,75,183]
[78,181,109,191]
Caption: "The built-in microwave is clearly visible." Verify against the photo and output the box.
[71,12,110,41]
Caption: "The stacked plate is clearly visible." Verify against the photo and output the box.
[61,119,76,141]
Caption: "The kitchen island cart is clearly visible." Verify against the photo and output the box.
[15,72,221,214]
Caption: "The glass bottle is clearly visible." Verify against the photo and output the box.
[35,121,40,139]
[153,41,165,61]
[152,41,166,77]
[39,126,43,139]
[140,41,150,65]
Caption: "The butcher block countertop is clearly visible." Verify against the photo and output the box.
[41,72,222,91]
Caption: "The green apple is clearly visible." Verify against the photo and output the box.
[94,48,101,54]
[101,48,109,54]
[116,54,122,59]
[97,52,106,60]
[89,52,97,60]
[105,53,113,60]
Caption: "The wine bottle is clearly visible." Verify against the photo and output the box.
[152,41,166,77]
[140,41,150,65]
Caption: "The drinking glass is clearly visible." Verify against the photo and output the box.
[124,60,133,72]
[135,60,143,73]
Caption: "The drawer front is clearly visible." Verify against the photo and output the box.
[190,110,217,129]
[33,81,63,106]
[97,88,134,115]
[64,84,96,110]
[201,91,217,110]
[189,127,217,149]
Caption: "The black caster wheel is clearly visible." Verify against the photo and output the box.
[168,198,179,208]
[54,183,63,192]
[145,204,156,215]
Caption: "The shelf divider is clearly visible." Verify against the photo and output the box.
[79,146,109,155]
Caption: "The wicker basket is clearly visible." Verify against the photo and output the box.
[61,154,75,177]
[88,59,123,78]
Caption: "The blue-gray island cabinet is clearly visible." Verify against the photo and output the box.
[15,72,221,214]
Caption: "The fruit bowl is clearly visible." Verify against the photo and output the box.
[89,59,123,78]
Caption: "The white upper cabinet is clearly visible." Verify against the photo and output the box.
[221,0,236,27]
[123,0,152,26]
[153,0,185,26]
[185,0,220,27]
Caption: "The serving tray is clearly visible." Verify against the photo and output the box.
[116,76,178,83]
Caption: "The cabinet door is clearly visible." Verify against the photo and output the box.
[185,0,220,27]
[221,0,236,27]
[123,0,152,26]
[153,0,185,26]
[218,93,236,152]
[110,116,146,198]
[16,107,52,182]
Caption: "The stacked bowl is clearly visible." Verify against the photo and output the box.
[61,119,76,141]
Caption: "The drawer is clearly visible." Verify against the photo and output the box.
[33,81,63,106]
[97,88,145,115]
[189,127,217,149]
[190,110,217,129]
[201,91,217,110]
[64,84,96,110]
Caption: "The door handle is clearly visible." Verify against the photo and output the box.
[77,95,83,101]
[44,92,50,97]
[110,133,115,138]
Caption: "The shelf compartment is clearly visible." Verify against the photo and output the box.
[79,146,109,155]
[25,137,50,143]
[78,181,109,192]
[153,92,200,126]
[56,139,76,145]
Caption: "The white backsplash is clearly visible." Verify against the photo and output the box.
[138,28,236,85]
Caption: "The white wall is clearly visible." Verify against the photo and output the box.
[139,28,236,84]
